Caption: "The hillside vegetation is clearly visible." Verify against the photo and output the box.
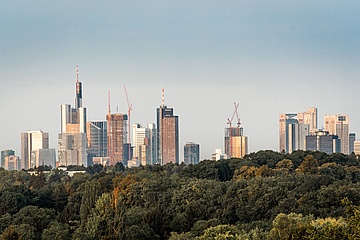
[1,150,360,239]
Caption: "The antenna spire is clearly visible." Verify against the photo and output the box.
[162,88,165,107]
[108,91,111,114]
[76,65,79,83]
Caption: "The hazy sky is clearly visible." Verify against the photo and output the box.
[1,1,360,160]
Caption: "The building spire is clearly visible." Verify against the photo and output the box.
[75,65,82,108]
[162,88,165,107]
[76,65,79,83]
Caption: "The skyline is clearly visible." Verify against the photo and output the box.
[1,1,360,159]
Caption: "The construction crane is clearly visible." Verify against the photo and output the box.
[227,102,239,158]
[123,86,132,161]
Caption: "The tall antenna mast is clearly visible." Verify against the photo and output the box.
[162,88,165,107]
[76,65,79,83]
[108,91,111,114]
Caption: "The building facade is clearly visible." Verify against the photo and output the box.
[21,130,50,169]
[1,150,15,168]
[132,123,157,166]
[225,127,248,159]
[4,155,21,171]
[279,108,317,153]
[156,96,179,165]
[306,130,340,155]
[31,149,56,168]
[324,114,350,154]
[106,113,128,166]
[58,66,87,167]
[184,142,200,165]
[86,121,108,165]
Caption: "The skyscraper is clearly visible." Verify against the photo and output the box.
[58,66,87,167]
[21,130,50,169]
[156,89,179,165]
[133,123,156,166]
[324,114,350,154]
[224,127,248,158]
[86,121,108,165]
[106,113,128,166]
[306,130,340,155]
[279,108,317,153]
[184,142,200,165]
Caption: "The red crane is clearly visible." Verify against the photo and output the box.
[123,86,132,161]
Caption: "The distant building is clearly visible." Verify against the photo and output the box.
[225,127,248,158]
[4,155,21,171]
[92,157,110,166]
[306,130,340,155]
[86,121,108,165]
[21,130,51,169]
[349,133,356,154]
[354,141,360,155]
[31,149,56,168]
[106,113,128,166]
[58,66,87,167]
[324,114,350,154]
[1,150,15,168]
[133,123,156,166]
[156,90,179,165]
[212,149,227,161]
[184,142,200,165]
[279,108,317,153]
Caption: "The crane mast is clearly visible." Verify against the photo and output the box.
[123,86,132,161]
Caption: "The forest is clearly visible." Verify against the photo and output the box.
[0,150,360,239]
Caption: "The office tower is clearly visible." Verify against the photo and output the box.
[1,150,15,168]
[31,149,56,168]
[86,121,108,165]
[306,130,340,155]
[4,155,21,171]
[133,123,156,166]
[349,133,356,154]
[58,66,87,167]
[297,107,318,134]
[21,130,50,169]
[156,89,179,165]
[184,142,200,165]
[279,108,317,153]
[147,123,157,165]
[324,114,350,154]
[106,113,128,166]
[212,149,227,161]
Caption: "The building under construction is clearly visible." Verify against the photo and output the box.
[106,113,128,166]
[224,103,248,159]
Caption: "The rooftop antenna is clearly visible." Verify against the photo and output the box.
[162,88,165,107]
[108,91,111,114]
[76,65,79,83]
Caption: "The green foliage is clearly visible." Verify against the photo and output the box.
[0,151,360,239]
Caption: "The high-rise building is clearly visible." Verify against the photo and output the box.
[86,121,108,165]
[31,149,56,168]
[58,66,87,167]
[184,142,200,165]
[349,133,356,154]
[156,90,179,165]
[106,113,128,166]
[324,114,350,154]
[306,130,340,155]
[279,108,317,153]
[133,123,157,166]
[1,150,15,168]
[225,127,248,158]
[21,130,50,169]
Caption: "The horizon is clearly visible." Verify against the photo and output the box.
[1,1,360,160]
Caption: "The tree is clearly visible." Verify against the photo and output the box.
[298,155,319,174]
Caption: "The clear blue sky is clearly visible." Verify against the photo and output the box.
[1,1,360,160]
